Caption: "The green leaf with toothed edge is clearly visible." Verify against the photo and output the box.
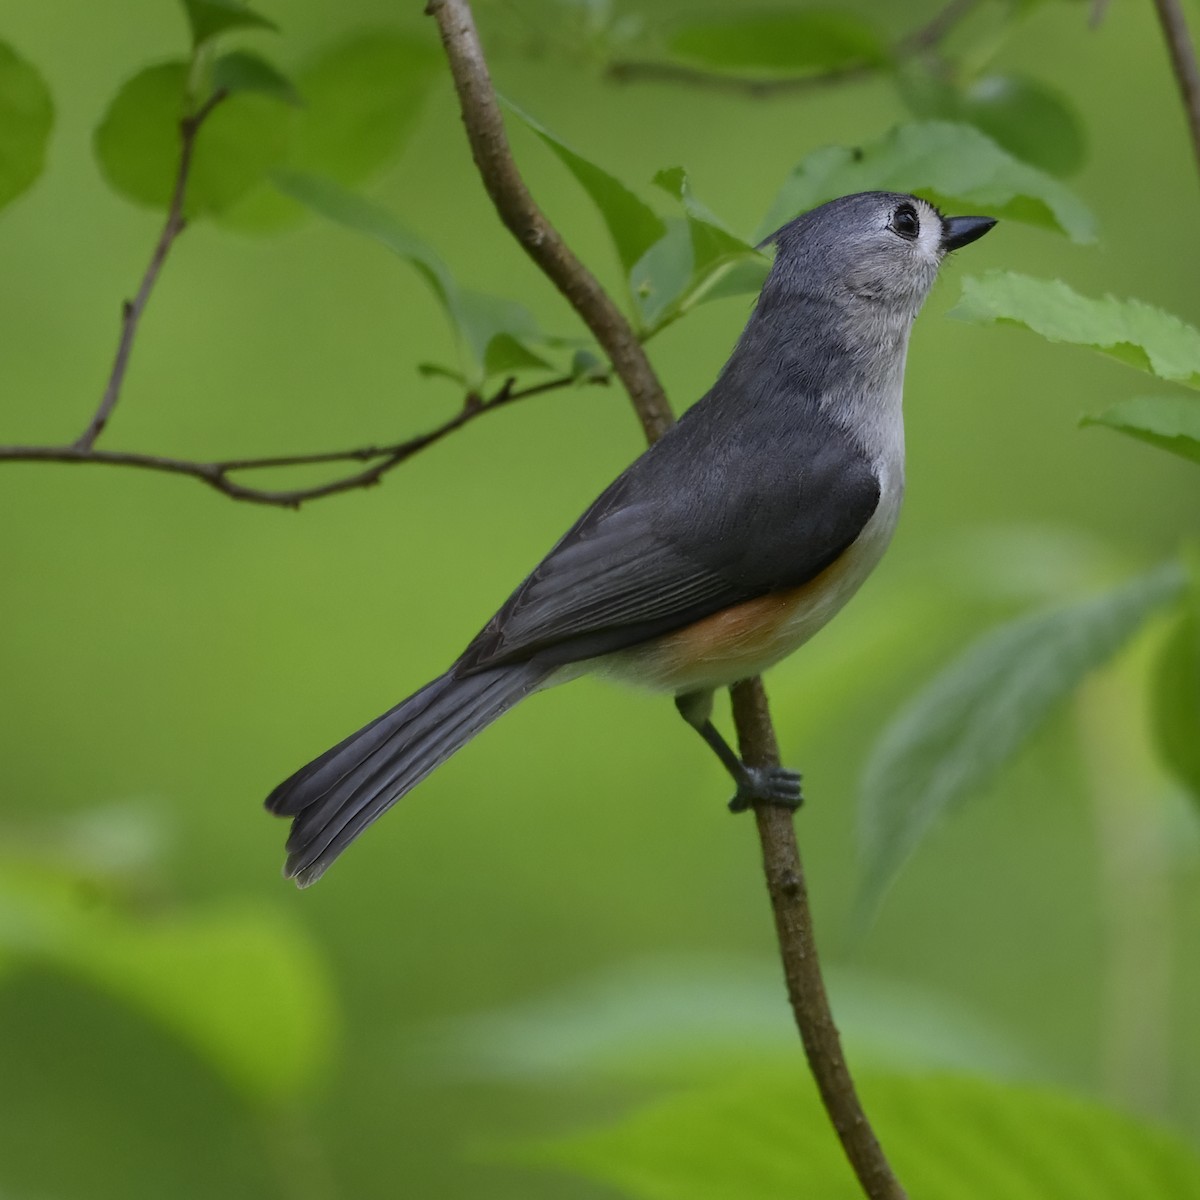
[211,50,302,107]
[274,170,563,385]
[756,121,1096,244]
[1082,395,1200,465]
[503,98,667,275]
[953,273,1200,389]
[508,1068,1200,1198]
[0,40,54,215]
[857,562,1184,918]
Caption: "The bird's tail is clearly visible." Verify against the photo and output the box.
[265,662,547,886]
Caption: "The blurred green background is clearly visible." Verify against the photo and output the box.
[0,0,1198,1196]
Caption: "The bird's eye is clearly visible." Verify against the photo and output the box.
[891,203,920,241]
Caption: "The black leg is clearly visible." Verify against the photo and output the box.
[674,690,803,813]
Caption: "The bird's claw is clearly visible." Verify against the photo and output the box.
[728,765,804,813]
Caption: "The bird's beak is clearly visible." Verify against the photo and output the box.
[941,215,997,252]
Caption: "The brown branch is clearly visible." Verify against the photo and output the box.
[426,0,673,444]
[607,0,979,99]
[1151,0,1200,181]
[731,680,907,1199]
[0,373,594,509]
[76,90,228,451]
[427,2,907,1197]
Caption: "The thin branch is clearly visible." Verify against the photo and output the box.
[426,3,908,1197]
[731,680,907,1200]
[426,0,673,444]
[607,0,979,99]
[76,90,228,451]
[0,373,595,509]
[1151,0,1200,181]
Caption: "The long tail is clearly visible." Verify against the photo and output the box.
[265,662,547,887]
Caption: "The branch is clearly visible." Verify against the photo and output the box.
[607,0,979,99]
[1151,0,1200,181]
[0,373,594,509]
[76,90,227,451]
[426,3,908,1197]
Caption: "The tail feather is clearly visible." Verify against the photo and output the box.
[266,663,545,886]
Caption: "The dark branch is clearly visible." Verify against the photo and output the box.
[607,0,979,99]
[426,0,673,443]
[1151,0,1200,181]
[427,2,908,1198]
[0,373,598,509]
[76,89,228,451]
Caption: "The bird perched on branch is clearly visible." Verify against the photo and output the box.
[266,191,995,886]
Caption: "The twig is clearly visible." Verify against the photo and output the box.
[607,0,979,99]
[1,374,594,509]
[426,0,673,443]
[426,2,908,1197]
[731,680,908,1200]
[1151,0,1200,181]
[76,90,228,451]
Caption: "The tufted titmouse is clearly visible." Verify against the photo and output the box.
[266,191,995,886]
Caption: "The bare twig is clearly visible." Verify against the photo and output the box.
[1,373,595,509]
[426,0,673,443]
[427,2,907,1197]
[1151,0,1200,181]
[76,90,228,451]
[732,680,907,1200]
[607,0,979,99]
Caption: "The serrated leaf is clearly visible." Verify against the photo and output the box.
[757,121,1095,243]
[0,866,334,1106]
[212,50,302,107]
[275,170,557,384]
[180,0,277,46]
[0,41,54,214]
[668,11,886,74]
[504,99,666,274]
[94,61,291,215]
[1152,593,1200,805]
[513,1069,1200,1199]
[1082,395,1200,464]
[954,273,1200,389]
[219,32,440,232]
[858,563,1184,915]
[636,168,761,330]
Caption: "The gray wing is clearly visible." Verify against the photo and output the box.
[457,393,881,674]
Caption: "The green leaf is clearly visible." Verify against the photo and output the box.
[0,41,54,215]
[93,61,291,215]
[667,11,887,74]
[275,170,557,383]
[1152,574,1200,804]
[757,121,1096,243]
[218,32,440,232]
[954,273,1200,389]
[1082,395,1200,464]
[180,0,278,47]
[212,50,302,107]
[504,100,666,274]
[515,1070,1200,1199]
[0,866,335,1106]
[859,564,1184,914]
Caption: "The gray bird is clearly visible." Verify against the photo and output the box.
[266,191,995,886]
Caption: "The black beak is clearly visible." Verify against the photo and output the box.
[941,214,996,252]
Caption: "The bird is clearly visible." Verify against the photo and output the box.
[266,191,995,887]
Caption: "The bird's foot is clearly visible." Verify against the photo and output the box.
[728,765,803,813]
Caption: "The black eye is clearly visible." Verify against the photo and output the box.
[891,203,920,241]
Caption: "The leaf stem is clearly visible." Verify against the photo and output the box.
[1151,0,1200,183]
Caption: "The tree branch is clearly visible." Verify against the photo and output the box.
[426,2,907,1197]
[76,90,228,451]
[1151,0,1200,181]
[606,0,979,99]
[0,373,595,509]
